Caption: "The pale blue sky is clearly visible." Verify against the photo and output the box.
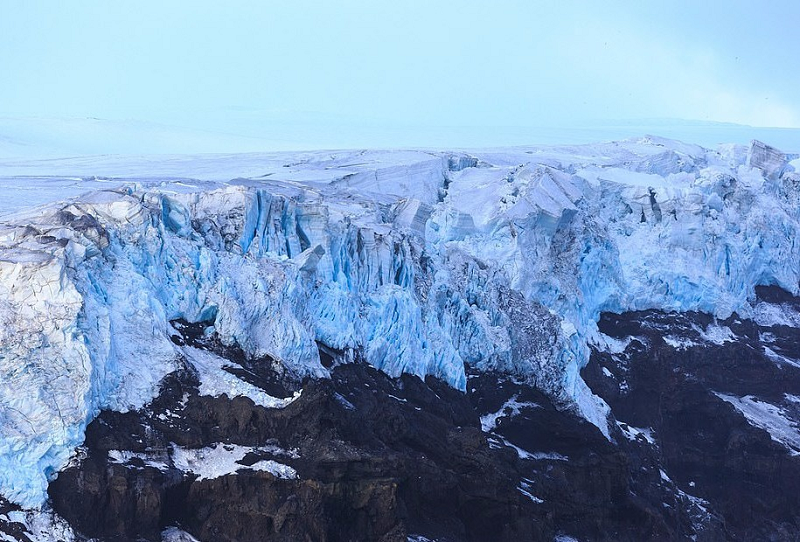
[2,0,799,128]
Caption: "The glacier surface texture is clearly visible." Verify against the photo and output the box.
[0,137,798,507]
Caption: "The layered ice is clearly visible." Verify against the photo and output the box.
[1,138,799,507]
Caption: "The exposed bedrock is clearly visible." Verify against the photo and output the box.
[583,286,800,540]
[49,360,535,542]
[46,317,771,541]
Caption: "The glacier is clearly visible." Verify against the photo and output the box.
[0,137,798,508]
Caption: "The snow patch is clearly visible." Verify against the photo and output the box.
[617,422,657,446]
[592,333,634,354]
[714,393,800,454]
[479,394,539,432]
[752,302,800,328]
[764,347,800,369]
[530,452,569,461]
[785,394,800,405]
[333,392,356,411]
[182,346,301,408]
[663,335,698,350]
[697,324,735,345]
[161,527,201,542]
[5,508,75,542]
[107,450,169,471]
[518,479,544,504]
[171,443,298,481]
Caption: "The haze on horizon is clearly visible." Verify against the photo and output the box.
[1,0,799,148]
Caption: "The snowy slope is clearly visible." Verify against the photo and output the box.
[0,137,798,508]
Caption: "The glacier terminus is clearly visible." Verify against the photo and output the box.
[0,135,798,529]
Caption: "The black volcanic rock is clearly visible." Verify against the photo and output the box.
[50,355,538,542]
[48,357,720,541]
[584,302,800,540]
[47,299,800,541]
[467,372,720,541]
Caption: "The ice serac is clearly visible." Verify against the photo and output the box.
[2,139,800,507]
[747,139,786,180]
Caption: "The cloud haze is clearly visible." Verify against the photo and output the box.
[1,0,798,128]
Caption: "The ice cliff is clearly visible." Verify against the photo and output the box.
[0,137,798,507]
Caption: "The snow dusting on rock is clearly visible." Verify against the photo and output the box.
[171,443,297,481]
[181,346,301,408]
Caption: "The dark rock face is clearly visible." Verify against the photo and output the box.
[468,372,724,541]
[583,287,800,540]
[47,290,800,541]
[54,358,678,542]
[50,323,539,542]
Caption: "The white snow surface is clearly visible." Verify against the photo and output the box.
[181,345,301,408]
[698,324,736,345]
[715,393,800,454]
[107,450,169,471]
[1,137,799,507]
[171,443,297,481]
[161,527,201,542]
[752,301,800,328]
[480,394,539,432]
[617,422,657,446]
[518,482,544,504]
[763,347,800,369]
[4,508,75,542]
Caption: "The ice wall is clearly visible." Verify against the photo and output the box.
[1,138,799,507]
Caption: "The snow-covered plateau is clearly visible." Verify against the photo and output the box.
[0,136,798,508]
